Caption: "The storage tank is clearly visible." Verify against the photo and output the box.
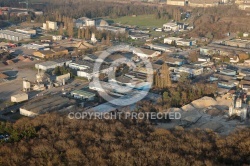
[23,80,31,91]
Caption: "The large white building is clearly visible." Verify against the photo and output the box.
[69,60,113,80]
[0,30,31,41]
[167,0,186,6]
[164,37,196,46]
[174,65,203,76]
[15,28,36,36]
[74,17,95,28]
[43,21,58,30]
[96,26,126,34]
[133,48,161,58]
[35,59,72,71]
[163,23,179,32]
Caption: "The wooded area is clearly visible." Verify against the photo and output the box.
[0,113,249,165]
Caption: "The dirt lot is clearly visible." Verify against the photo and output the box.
[0,62,37,102]
[157,96,249,135]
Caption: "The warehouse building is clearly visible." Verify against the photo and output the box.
[97,26,126,34]
[0,30,31,41]
[35,59,72,71]
[74,17,95,28]
[15,28,36,36]
[133,48,161,58]
[70,90,95,101]
[167,0,186,6]
[146,43,175,52]
[164,37,196,46]
[174,65,204,77]
[33,47,69,59]
[224,39,250,48]
[69,60,113,80]
[20,95,71,117]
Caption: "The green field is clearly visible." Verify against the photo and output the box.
[107,15,168,28]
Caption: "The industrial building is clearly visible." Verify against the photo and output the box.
[52,35,63,41]
[33,48,69,59]
[167,0,186,6]
[11,93,28,103]
[70,90,95,100]
[174,65,203,77]
[96,26,126,34]
[220,69,237,76]
[146,43,175,52]
[56,73,71,82]
[0,30,31,41]
[35,59,72,71]
[89,81,135,96]
[129,33,150,40]
[133,48,161,58]
[188,0,220,7]
[163,23,179,32]
[224,39,250,48]
[74,17,95,28]
[15,28,36,36]
[69,60,113,80]
[20,95,71,117]
[23,43,49,50]
[165,57,186,66]
[42,21,58,30]
[164,37,196,46]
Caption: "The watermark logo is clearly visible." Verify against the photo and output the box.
[91,44,154,106]
[68,111,182,120]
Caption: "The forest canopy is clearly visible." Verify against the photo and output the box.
[0,113,249,165]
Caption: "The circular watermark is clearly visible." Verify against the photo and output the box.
[91,44,153,106]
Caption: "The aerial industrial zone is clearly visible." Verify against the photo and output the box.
[0,0,250,140]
